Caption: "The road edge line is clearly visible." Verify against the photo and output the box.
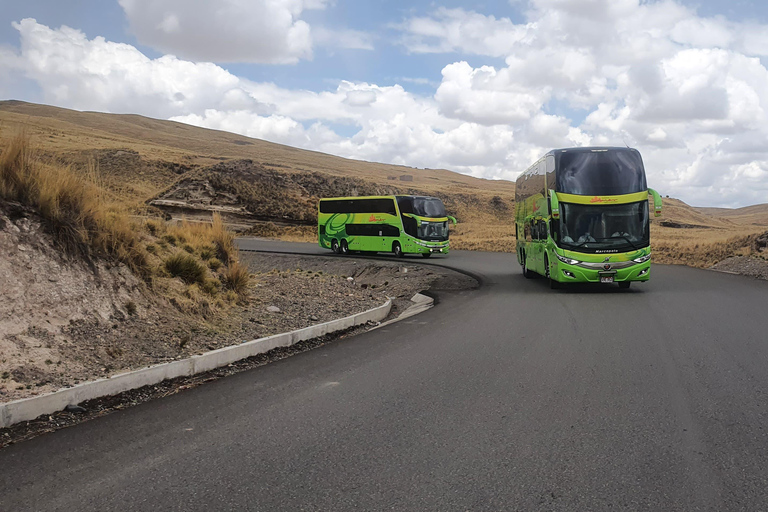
[0,299,392,429]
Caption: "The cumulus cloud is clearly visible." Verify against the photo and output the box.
[393,1,768,206]
[5,0,768,207]
[8,19,260,118]
[118,0,372,64]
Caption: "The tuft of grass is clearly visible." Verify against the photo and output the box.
[162,234,177,245]
[182,243,195,254]
[0,133,150,276]
[199,279,220,296]
[145,220,161,235]
[165,252,206,284]
[125,301,137,316]
[208,257,223,271]
[199,246,214,260]
[221,260,250,294]
[211,212,236,264]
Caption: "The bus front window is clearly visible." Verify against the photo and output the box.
[416,220,449,241]
[559,201,649,251]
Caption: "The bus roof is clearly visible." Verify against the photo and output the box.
[549,146,639,154]
[319,195,441,201]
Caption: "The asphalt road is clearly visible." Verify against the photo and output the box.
[2,240,768,511]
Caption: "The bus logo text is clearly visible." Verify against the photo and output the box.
[590,197,618,203]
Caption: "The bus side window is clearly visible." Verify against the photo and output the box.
[538,220,547,240]
[524,222,532,242]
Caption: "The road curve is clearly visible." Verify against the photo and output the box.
[2,240,768,511]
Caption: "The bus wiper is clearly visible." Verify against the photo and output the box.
[601,235,639,250]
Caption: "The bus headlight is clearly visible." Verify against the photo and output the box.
[633,253,651,264]
[556,254,579,265]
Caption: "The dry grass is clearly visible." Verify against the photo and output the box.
[3,101,767,271]
[164,253,206,284]
[142,215,250,309]
[0,133,249,321]
[0,133,150,275]
[221,260,251,295]
[652,229,768,268]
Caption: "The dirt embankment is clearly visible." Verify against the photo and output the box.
[0,202,476,403]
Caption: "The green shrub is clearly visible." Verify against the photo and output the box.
[165,253,206,284]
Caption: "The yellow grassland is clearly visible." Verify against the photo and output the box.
[0,132,250,317]
[1,100,767,268]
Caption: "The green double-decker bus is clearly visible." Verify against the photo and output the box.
[318,195,455,258]
[515,147,663,289]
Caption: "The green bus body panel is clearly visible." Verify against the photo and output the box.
[318,196,451,255]
[514,148,663,285]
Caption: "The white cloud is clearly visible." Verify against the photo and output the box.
[313,27,375,51]
[5,1,768,208]
[396,7,532,57]
[118,0,371,64]
[393,2,768,206]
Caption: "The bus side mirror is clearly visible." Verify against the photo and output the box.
[549,190,560,219]
[648,188,662,217]
[447,215,457,226]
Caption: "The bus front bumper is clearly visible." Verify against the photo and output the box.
[552,259,651,283]
[408,240,449,255]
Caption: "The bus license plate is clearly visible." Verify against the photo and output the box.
[600,275,614,284]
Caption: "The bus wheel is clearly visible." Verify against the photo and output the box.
[331,239,339,253]
[546,256,560,289]
[619,281,631,289]
[393,242,403,258]
[521,252,531,278]
[421,253,431,258]
[340,240,349,255]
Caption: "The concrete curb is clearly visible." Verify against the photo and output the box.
[0,299,391,429]
[374,293,434,329]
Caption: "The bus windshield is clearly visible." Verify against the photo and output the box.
[556,149,647,195]
[412,197,447,218]
[558,201,649,252]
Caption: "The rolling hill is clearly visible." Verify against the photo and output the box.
[1,100,766,259]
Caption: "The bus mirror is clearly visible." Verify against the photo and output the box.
[648,188,663,217]
[549,190,560,219]
[448,215,457,226]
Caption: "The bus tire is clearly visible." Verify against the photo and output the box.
[521,252,531,278]
[393,242,403,258]
[340,239,349,255]
[421,253,431,258]
[619,281,631,289]
[331,239,339,253]
[546,256,560,289]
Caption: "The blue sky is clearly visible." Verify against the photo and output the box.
[2,0,768,207]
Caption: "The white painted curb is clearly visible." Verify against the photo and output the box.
[0,299,391,429]
[374,293,434,329]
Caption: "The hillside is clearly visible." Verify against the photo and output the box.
[1,100,766,259]
[0,100,516,250]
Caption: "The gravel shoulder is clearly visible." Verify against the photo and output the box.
[1,249,476,403]
[710,255,768,280]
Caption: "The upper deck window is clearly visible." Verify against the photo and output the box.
[556,149,647,195]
